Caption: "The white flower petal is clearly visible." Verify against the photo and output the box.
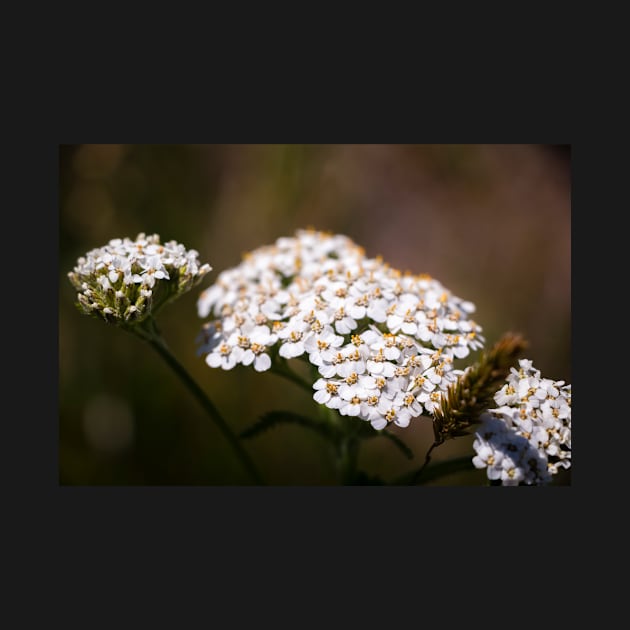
[254,354,271,372]
[314,390,331,404]
[206,354,222,368]
[371,417,387,430]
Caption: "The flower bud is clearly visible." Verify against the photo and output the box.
[69,233,212,328]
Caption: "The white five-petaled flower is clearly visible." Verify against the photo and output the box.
[303,325,345,366]
[313,378,344,410]
[277,318,309,359]
[205,341,241,371]
[240,325,277,372]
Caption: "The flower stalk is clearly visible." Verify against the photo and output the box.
[68,233,265,485]
[136,318,265,484]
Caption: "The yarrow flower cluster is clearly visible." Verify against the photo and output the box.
[197,228,484,431]
[68,233,212,326]
[472,359,571,485]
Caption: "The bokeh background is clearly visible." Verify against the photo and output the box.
[59,144,571,485]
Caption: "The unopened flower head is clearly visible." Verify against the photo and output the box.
[69,233,212,327]
[197,228,484,430]
[472,359,571,485]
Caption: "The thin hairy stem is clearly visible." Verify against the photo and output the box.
[408,441,439,485]
[137,318,265,485]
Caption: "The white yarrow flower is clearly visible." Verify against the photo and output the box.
[472,361,571,485]
[196,228,485,430]
[69,233,212,326]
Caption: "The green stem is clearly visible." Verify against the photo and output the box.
[407,441,439,485]
[137,320,264,485]
[270,358,314,394]
[338,436,359,485]
[267,355,365,485]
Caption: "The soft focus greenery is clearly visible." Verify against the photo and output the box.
[59,144,571,485]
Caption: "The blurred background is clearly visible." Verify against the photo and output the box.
[59,144,571,485]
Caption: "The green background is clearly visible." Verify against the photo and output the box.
[59,144,571,485]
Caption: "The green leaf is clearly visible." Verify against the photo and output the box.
[240,410,340,443]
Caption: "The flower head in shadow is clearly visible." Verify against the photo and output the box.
[472,359,571,485]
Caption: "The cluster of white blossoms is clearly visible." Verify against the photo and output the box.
[472,359,571,485]
[68,233,212,325]
[197,229,485,430]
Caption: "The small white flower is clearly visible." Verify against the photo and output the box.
[240,325,276,372]
[313,378,344,409]
[303,325,344,366]
[205,342,240,370]
[417,391,442,414]
[277,318,309,359]
[327,306,358,335]
[494,383,518,407]
[499,455,526,486]
[338,374,378,410]
[472,439,504,480]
